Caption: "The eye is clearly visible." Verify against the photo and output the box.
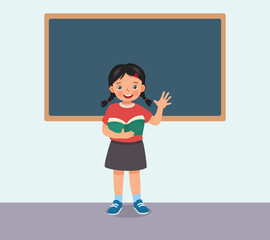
[117,85,122,90]
[133,85,138,90]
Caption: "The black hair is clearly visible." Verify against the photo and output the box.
[100,63,152,108]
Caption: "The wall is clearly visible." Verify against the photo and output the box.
[0,0,269,202]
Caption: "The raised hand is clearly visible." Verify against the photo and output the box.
[153,91,172,109]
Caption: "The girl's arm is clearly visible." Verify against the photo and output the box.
[102,123,134,139]
[148,91,172,126]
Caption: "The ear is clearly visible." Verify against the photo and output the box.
[141,85,145,92]
[109,86,114,93]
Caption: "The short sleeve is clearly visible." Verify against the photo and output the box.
[141,106,153,123]
[102,105,112,124]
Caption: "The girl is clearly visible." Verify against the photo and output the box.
[101,63,172,215]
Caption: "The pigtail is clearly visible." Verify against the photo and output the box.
[140,92,152,107]
[100,92,116,108]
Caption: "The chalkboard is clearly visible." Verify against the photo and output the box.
[45,14,225,121]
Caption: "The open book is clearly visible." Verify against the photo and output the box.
[107,115,145,136]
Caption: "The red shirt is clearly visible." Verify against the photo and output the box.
[102,102,153,142]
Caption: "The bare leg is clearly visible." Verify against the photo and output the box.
[129,170,149,214]
[113,170,124,195]
[107,170,124,215]
[129,170,141,195]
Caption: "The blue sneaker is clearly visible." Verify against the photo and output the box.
[133,199,149,215]
[107,200,122,215]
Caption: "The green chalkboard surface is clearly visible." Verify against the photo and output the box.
[45,14,225,121]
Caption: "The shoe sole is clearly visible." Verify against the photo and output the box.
[107,207,123,216]
[133,207,149,215]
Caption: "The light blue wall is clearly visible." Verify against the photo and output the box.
[0,0,269,202]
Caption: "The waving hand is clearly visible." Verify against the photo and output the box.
[153,91,172,109]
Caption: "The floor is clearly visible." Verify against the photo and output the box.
[1,203,270,240]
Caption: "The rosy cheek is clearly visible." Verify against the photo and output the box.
[115,90,123,97]
[133,90,139,96]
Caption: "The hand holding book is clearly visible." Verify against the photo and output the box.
[118,129,135,139]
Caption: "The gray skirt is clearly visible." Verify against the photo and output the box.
[105,140,147,171]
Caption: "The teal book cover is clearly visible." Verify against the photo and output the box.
[107,115,145,135]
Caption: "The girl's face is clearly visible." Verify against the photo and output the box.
[109,73,145,102]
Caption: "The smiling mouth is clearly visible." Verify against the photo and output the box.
[124,94,133,99]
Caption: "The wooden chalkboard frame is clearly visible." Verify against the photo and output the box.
[45,13,226,121]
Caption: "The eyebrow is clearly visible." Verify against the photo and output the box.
[133,81,139,84]
[116,82,122,85]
